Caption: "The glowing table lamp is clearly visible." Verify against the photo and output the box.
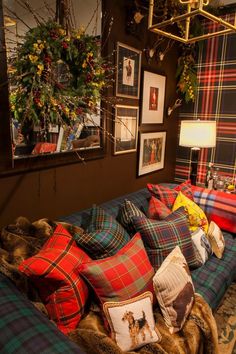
[179,120,216,185]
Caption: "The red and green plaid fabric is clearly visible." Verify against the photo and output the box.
[132,207,199,270]
[175,15,236,185]
[74,205,130,259]
[147,180,193,209]
[79,233,155,304]
[174,180,193,199]
[192,185,236,234]
[0,273,85,353]
[147,196,172,220]
[19,224,91,335]
[117,199,145,235]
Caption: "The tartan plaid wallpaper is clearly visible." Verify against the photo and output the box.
[175,13,236,185]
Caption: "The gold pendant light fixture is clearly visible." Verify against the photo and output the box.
[148,0,236,44]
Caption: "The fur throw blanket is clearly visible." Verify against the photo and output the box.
[0,216,56,288]
[0,217,55,298]
[69,294,219,354]
[0,217,219,354]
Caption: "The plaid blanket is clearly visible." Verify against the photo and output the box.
[192,186,236,234]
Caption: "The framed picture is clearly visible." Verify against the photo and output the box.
[141,71,166,124]
[114,105,139,155]
[116,42,142,99]
[138,131,166,176]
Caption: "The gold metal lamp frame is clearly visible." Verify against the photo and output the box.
[148,0,236,44]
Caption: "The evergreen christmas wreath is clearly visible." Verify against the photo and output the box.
[10,20,110,132]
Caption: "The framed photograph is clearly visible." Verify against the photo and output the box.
[141,71,166,124]
[138,131,166,176]
[114,105,139,155]
[116,42,142,99]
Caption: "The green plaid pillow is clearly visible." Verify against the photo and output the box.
[132,207,199,270]
[74,205,130,259]
[79,233,155,304]
[117,199,145,235]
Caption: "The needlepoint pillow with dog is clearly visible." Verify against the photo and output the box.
[153,246,195,333]
[103,292,161,352]
[19,224,91,334]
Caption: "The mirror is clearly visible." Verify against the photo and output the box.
[3,0,104,160]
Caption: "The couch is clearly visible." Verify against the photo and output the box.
[0,183,235,353]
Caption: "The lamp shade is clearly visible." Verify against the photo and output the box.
[179,120,216,148]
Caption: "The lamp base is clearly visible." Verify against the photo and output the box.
[190,148,200,186]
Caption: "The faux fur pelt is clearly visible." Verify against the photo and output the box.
[0,216,56,298]
[0,217,85,298]
[0,216,56,262]
[68,294,219,354]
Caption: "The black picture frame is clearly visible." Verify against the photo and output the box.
[116,42,142,99]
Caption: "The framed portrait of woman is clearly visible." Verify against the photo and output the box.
[138,131,166,176]
[141,71,166,124]
[116,42,142,99]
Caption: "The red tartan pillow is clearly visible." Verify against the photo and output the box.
[19,224,91,335]
[147,180,193,209]
[174,180,193,199]
[79,233,155,305]
[147,196,172,220]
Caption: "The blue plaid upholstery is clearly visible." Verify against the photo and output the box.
[0,273,84,353]
[192,232,236,310]
[59,188,150,225]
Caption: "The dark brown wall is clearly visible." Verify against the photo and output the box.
[0,0,179,228]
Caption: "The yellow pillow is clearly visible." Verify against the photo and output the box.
[172,192,209,233]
